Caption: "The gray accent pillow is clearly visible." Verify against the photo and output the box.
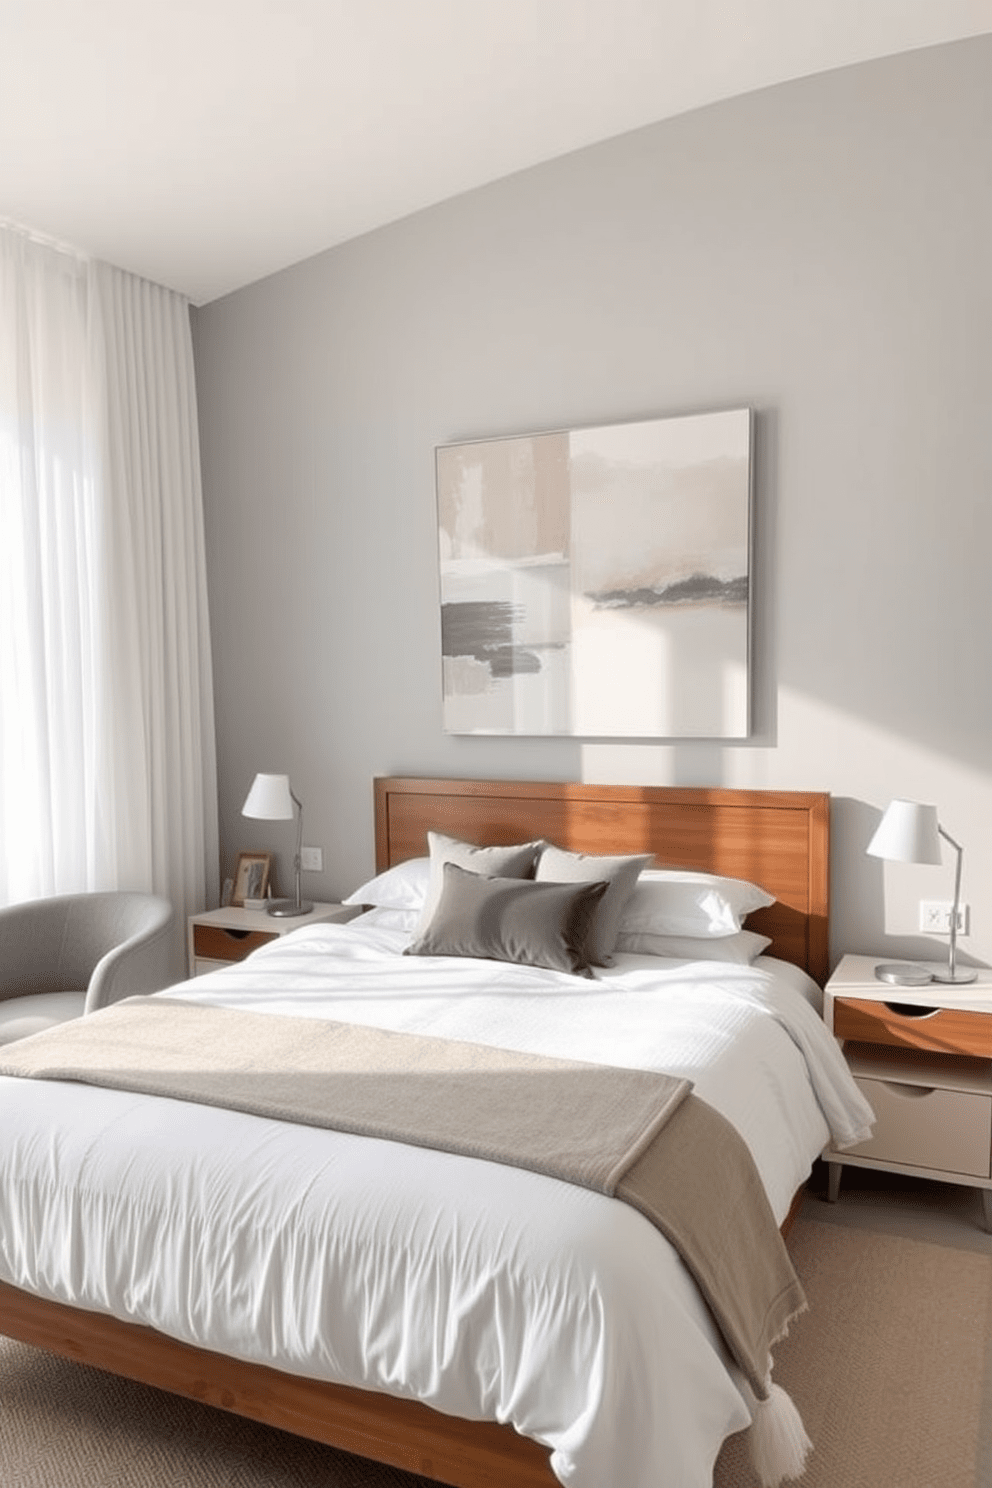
[415,831,544,934]
[536,845,653,966]
[406,863,609,977]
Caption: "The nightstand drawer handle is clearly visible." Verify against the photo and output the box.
[884,1002,939,1019]
[222,929,252,941]
[881,1081,935,1099]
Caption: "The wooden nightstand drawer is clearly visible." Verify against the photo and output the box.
[187,904,359,978]
[192,924,276,962]
[847,1075,991,1178]
[834,996,992,1057]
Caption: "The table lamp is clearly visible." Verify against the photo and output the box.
[242,773,313,918]
[866,798,976,986]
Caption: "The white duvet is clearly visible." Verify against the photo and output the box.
[0,922,872,1488]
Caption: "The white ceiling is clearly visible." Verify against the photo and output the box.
[3,1,990,305]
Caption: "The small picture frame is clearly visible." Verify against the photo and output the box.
[232,852,272,908]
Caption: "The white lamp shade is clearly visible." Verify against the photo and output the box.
[242,772,295,821]
[866,799,942,865]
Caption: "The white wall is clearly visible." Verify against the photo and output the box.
[191,37,991,972]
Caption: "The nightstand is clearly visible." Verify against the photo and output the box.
[187,903,361,978]
[824,953,992,1231]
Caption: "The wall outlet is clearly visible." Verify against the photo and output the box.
[919,900,969,935]
[300,846,323,872]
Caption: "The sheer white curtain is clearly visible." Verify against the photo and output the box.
[0,224,218,967]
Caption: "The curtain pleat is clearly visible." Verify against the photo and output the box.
[0,224,218,973]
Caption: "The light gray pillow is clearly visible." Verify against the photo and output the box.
[415,831,544,934]
[406,863,608,977]
[536,845,653,966]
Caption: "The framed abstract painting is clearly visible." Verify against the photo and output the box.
[435,407,752,738]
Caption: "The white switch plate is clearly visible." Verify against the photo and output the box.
[919,900,969,934]
[300,846,323,872]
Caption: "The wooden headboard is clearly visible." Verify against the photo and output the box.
[373,777,830,985]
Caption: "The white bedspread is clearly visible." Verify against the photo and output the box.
[0,923,872,1488]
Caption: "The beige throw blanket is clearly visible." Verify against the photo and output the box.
[0,995,805,1400]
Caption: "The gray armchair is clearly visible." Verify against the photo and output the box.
[0,891,175,1046]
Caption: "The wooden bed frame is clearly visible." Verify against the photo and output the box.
[0,777,830,1488]
[374,778,829,986]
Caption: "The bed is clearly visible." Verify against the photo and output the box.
[0,777,870,1488]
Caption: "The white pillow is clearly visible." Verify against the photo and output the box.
[619,869,775,939]
[350,905,420,932]
[614,929,772,963]
[343,857,430,910]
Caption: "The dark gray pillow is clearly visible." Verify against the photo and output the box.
[415,831,544,934]
[406,863,609,977]
[536,845,653,966]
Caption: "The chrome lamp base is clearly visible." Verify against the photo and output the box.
[932,965,978,985]
[874,962,933,987]
[267,899,313,918]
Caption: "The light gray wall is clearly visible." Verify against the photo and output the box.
[192,37,991,970]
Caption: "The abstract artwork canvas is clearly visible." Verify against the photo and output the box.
[436,408,752,738]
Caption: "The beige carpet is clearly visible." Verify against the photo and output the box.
[2,1170,990,1487]
[714,1169,992,1488]
[0,1338,438,1488]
